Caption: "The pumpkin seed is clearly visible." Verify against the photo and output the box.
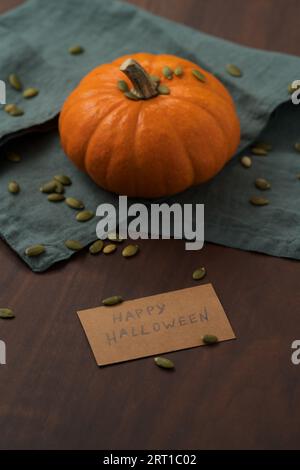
[54,174,72,186]
[8,181,20,194]
[65,197,84,210]
[157,84,170,95]
[154,357,175,369]
[249,196,269,206]
[294,143,300,152]
[76,210,94,222]
[25,244,45,257]
[226,64,242,77]
[240,156,252,168]
[192,69,206,82]
[69,45,84,55]
[107,232,124,243]
[103,243,117,254]
[6,151,21,162]
[122,244,139,258]
[124,91,140,101]
[296,174,300,180]
[8,73,22,90]
[255,178,271,190]
[23,87,39,99]
[174,66,183,77]
[89,240,104,254]
[47,193,65,202]
[0,308,15,319]
[150,75,160,84]
[65,239,83,251]
[102,295,123,306]
[4,104,24,116]
[117,80,129,92]
[192,267,206,280]
[202,334,218,345]
[40,180,58,193]
[254,142,272,151]
[54,181,65,194]
[162,66,173,80]
[251,147,268,156]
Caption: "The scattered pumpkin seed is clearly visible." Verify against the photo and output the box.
[124,91,140,101]
[69,45,84,55]
[103,243,117,254]
[255,178,271,190]
[192,267,206,281]
[89,240,104,254]
[8,73,22,91]
[294,143,300,152]
[65,239,83,251]
[65,197,84,210]
[8,181,20,194]
[122,244,139,258]
[76,210,94,222]
[54,181,65,194]
[254,142,272,152]
[54,174,72,186]
[6,151,21,162]
[296,174,300,180]
[48,193,65,202]
[107,232,124,243]
[249,196,269,206]
[117,80,129,92]
[40,180,58,193]
[150,75,160,84]
[240,156,252,168]
[192,69,206,82]
[102,295,123,306]
[157,84,170,95]
[162,66,173,80]
[0,308,15,319]
[251,147,268,156]
[23,87,39,99]
[4,104,24,116]
[226,64,242,77]
[174,66,183,77]
[202,334,218,345]
[25,244,45,257]
[154,357,175,369]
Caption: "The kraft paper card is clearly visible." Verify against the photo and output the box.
[77,284,235,366]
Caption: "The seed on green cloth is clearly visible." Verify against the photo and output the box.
[103,243,117,254]
[40,180,58,193]
[4,104,24,116]
[89,240,104,254]
[0,308,15,319]
[65,197,84,210]
[8,73,22,90]
[240,156,252,168]
[202,334,218,345]
[54,175,72,186]
[54,181,65,194]
[122,244,139,258]
[102,296,123,306]
[25,244,45,257]
[251,147,268,156]
[47,193,65,202]
[65,240,83,251]
[8,181,20,194]
[192,267,206,280]
[69,45,84,55]
[254,142,272,151]
[23,87,39,99]
[154,357,175,369]
[226,64,242,77]
[76,210,94,222]
[255,178,271,190]
[249,196,269,206]
[294,143,300,152]
[6,152,21,162]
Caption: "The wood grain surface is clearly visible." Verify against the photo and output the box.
[0,0,300,450]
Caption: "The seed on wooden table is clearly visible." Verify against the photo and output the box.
[226,64,242,77]
[48,193,65,202]
[103,243,117,254]
[23,87,39,99]
[0,308,15,319]
[154,357,175,369]
[122,244,139,258]
[6,151,21,162]
[76,210,94,222]
[202,334,218,345]
[117,80,129,92]
[294,143,300,152]
[102,296,123,306]
[192,69,206,82]
[174,66,183,77]
[157,84,170,95]
[69,45,84,55]
[40,180,58,193]
[8,181,20,194]
[65,197,84,210]
[255,178,271,190]
[249,196,269,206]
[4,104,24,116]
[192,267,206,281]
[107,232,124,243]
[251,147,268,156]
[240,156,252,168]
[162,66,173,79]
[8,73,22,90]
[65,239,83,251]
[54,175,72,186]
[25,244,45,257]
[89,240,104,254]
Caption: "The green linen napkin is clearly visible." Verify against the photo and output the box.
[0,0,299,271]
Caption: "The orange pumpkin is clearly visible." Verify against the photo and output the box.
[59,53,240,198]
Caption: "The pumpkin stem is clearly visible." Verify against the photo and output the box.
[120,58,158,99]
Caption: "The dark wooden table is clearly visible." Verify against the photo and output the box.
[1,0,300,450]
